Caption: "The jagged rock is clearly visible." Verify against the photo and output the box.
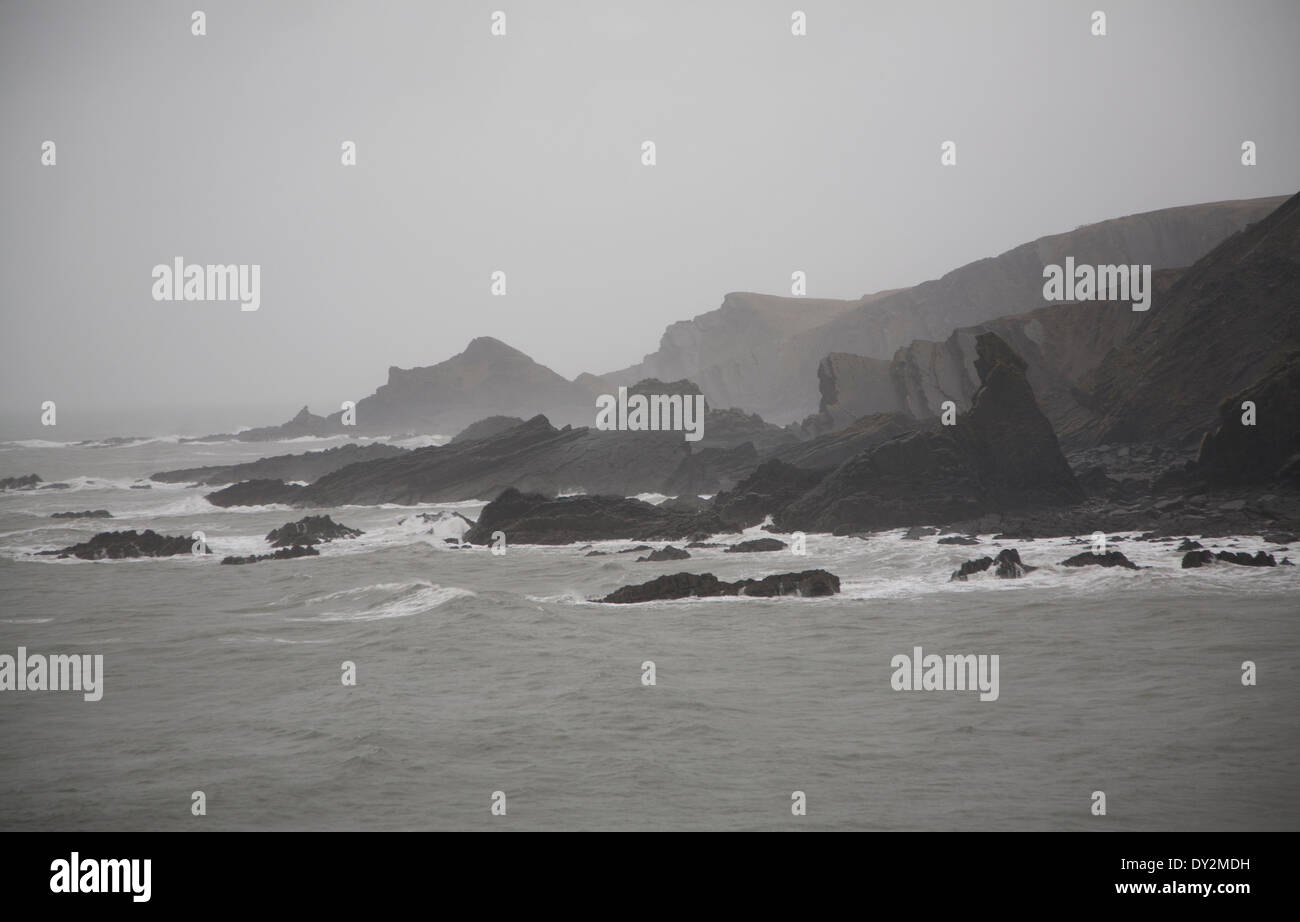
[724,538,787,553]
[50,510,112,519]
[1183,549,1278,568]
[1176,538,1203,551]
[685,540,723,548]
[709,459,828,531]
[1060,550,1140,569]
[221,545,319,565]
[206,479,306,508]
[950,548,1036,581]
[619,545,653,554]
[265,515,362,547]
[38,530,205,560]
[598,569,841,604]
[0,474,41,491]
[776,333,1083,534]
[903,526,940,540]
[938,535,980,545]
[637,545,691,562]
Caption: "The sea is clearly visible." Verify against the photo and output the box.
[1,433,1297,831]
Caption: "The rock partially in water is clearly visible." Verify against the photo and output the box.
[206,479,306,508]
[637,545,691,562]
[221,545,320,565]
[599,569,841,604]
[1060,550,1141,569]
[724,538,787,554]
[38,529,204,560]
[950,548,1036,581]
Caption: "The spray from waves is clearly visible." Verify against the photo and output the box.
[280,579,475,622]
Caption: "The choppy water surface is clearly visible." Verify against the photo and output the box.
[1,438,1297,830]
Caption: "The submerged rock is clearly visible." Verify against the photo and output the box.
[50,510,112,519]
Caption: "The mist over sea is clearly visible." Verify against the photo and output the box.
[2,436,1297,831]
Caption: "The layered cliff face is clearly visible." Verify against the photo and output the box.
[607,197,1285,423]
[805,278,1179,449]
[774,333,1083,534]
[605,291,880,414]
[1195,350,1300,486]
[1083,190,1300,449]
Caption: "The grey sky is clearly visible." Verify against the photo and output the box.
[2,0,1298,437]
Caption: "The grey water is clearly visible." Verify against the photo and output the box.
[1,437,1297,830]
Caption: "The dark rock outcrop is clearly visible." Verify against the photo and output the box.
[221,545,319,565]
[50,510,112,519]
[724,538,786,553]
[637,545,691,562]
[775,333,1083,534]
[950,548,1036,581]
[462,488,718,545]
[1060,550,1140,569]
[294,415,692,506]
[938,535,980,545]
[1182,549,1277,568]
[0,474,41,491]
[265,515,362,547]
[776,412,924,469]
[598,569,841,603]
[38,529,205,560]
[709,460,829,531]
[206,479,305,508]
[1195,349,1300,486]
[1085,191,1300,450]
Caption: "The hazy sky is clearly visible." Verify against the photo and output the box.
[2,0,1298,437]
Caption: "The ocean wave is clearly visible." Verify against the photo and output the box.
[283,580,475,622]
